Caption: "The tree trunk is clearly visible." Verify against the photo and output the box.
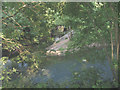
[117,34,120,60]
[116,22,119,60]
[110,31,114,60]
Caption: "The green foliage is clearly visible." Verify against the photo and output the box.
[2,2,118,88]
[62,2,118,51]
[56,40,60,43]
[59,47,65,51]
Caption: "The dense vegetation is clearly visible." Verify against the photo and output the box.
[1,2,119,88]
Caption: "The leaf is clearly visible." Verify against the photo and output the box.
[13,68,17,72]
[0,76,5,80]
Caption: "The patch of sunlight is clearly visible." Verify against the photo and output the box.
[74,72,79,75]
[42,69,51,78]
[82,59,88,62]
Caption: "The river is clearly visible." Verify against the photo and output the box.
[3,48,116,88]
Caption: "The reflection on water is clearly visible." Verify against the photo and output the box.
[3,60,28,71]
[3,48,115,87]
[30,55,113,85]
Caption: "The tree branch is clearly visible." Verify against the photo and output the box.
[2,4,27,21]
